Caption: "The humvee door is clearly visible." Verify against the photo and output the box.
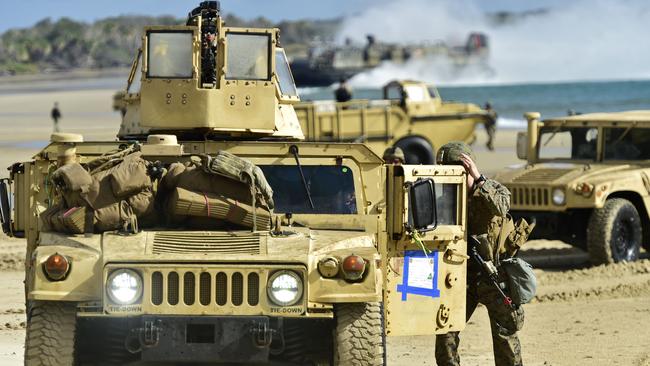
[384,164,467,336]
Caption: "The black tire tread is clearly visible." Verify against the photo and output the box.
[25,301,77,366]
[587,198,640,265]
[334,302,385,366]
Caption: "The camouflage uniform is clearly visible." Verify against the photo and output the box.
[435,176,524,366]
[485,107,497,151]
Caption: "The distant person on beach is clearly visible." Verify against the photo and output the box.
[51,102,61,132]
[484,102,497,151]
[335,79,352,103]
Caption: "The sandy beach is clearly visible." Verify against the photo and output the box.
[0,78,648,365]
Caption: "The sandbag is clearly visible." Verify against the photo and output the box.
[40,205,88,234]
[50,163,94,208]
[161,163,258,209]
[93,190,156,232]
[169,187,271,230]
[109,152,151,198]
[200,152,274,209]
[87,153,152,206]
[51,163,93,193]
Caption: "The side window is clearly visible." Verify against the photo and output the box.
[226,33,271,80]
[275,49,298,97]
[604,128,650,160]
[385,85,402,100]
[435,183,458,225]
[127,53,142,93]
[403,85,427,102]
[147,32,193,78]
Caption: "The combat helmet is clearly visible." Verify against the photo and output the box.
[436,141,475,165]
[383,146,405,164]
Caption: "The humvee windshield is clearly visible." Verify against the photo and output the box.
[604,127,650,160]
[260,165,357,214]
[226,33,271,80]
[147,31,193,78]
[538,126,598,160]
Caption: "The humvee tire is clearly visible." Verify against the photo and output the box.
[587,198,641,265]
[395,136,435,165]
[333,302,385,366]
[25,302,77,366]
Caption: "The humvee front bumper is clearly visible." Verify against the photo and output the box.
[131,315,276,363]
[510,209,590,248]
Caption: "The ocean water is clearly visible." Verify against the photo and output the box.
[299,79,650,129]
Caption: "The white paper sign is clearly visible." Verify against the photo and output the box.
[407,257,435,289]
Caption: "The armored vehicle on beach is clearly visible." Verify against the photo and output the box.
[1,2,469,365]
[290,33,490,87]
[295,80,488,164]
[494,111,650,265]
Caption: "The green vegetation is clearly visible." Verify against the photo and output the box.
[0,14,340,75]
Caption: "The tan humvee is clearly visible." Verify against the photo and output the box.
[0,2,468,364]
[494,111,650,265]
[294,80,488,164]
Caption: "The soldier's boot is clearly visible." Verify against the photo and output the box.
[488,306,525,366]
[435,332,461,366]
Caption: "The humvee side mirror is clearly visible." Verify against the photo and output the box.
[0,179,11,235]
[516,132,528,160]
[407,178,437,232]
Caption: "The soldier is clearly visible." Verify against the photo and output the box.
[201,25,217,85]
[51,102,62,132]
[335,78,352,103]
[484,102,497,151]
[382,146,405,165]
[434,142,524,366]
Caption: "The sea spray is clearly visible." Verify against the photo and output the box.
[338,0,650,86]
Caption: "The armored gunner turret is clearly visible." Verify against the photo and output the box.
[118,0,303,141]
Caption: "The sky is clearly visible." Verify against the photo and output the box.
[0,0,564,33]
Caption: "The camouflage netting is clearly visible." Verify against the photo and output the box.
[41,150,273,234]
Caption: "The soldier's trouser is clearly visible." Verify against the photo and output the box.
[435,281,524,366]
[485,123,496,150]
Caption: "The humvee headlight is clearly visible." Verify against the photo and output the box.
[107,269,142,305]
[552,188,566,205]
[267,270,303,306]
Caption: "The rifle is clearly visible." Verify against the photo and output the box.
[468,238,515,309]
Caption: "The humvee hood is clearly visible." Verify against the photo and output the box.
[496,163,639,186]
[98,229,375,262]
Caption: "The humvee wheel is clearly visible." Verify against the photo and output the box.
[333,302,385,366]
[25,301,77,366]
[587,198,641,265]
[395,136,435,165]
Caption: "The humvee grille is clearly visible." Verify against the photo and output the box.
[150,269,260,308]
[105,264,307,316]
[184,272,196,305]
[248,273,260,306]
[512,168,571,183]
[510,186,550,206]
[151,272,163,305]
[151,232,264,255]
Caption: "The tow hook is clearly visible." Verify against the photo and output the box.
[250,321,274,347]
[126,320,162,353]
